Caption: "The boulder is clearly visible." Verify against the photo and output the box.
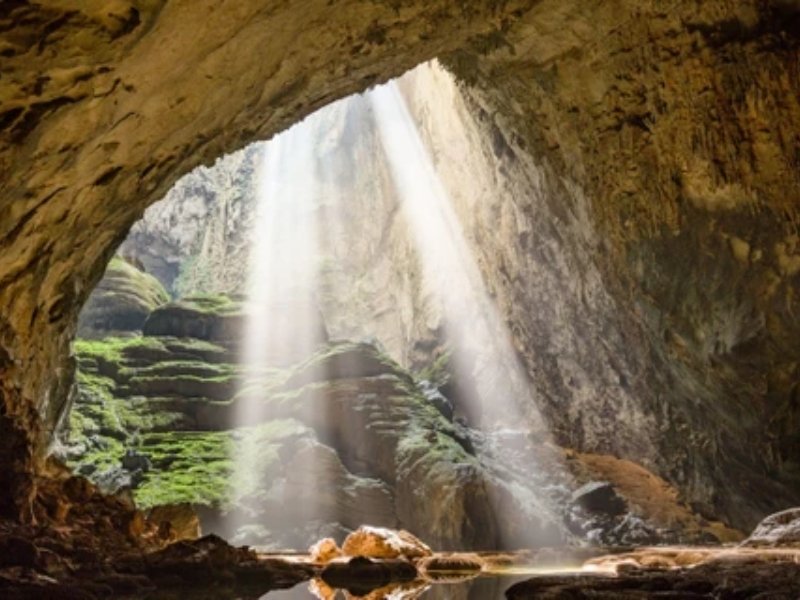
[742,507,800,547]
[341,526,432,560]
[309,538,342,564]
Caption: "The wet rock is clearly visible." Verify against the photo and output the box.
[507,548,800,599]
[309,537,342,564]
[93,467,134,495]
[320,556,417,596]
[610,513,660,546]
[121,449,151,473]
[742,507,800,547]
[571,481,627,516]
[341,526,433,560]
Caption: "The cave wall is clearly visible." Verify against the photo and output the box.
[0,0,533,519]
[441,0,800,528]
[1,0,799,530]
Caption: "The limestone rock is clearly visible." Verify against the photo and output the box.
[417,554,484,577]
[67,333,527,550]
[309,538,342,564]
[142,295,245,344]
[742,508,800,548]
[77,257,169,338]
[341,526,433,561]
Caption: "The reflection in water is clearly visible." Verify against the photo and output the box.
[260,572,532,600]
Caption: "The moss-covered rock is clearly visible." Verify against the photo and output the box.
[141,294,246,343]
[66,331,568,550]
[77,257,170,338]
[141,295,329,366]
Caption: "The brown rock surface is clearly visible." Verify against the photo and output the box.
[146,503,201,543]
[341,526,433,561]
[310,537,342,564]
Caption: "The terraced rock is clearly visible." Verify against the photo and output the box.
[66,295,566,550]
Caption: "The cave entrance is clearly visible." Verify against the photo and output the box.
[62,61,571,555]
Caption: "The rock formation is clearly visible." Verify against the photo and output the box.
[64,289,577,550]
[101,51,800,535]
[1,1,799,595]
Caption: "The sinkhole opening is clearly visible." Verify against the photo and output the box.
[59,61,732,565]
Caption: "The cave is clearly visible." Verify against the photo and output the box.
[2,1,800,599]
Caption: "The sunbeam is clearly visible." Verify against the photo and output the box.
[370,77,569,549]
[230,116,327,544]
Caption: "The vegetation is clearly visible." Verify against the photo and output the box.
[104,256,170,308]
[66,320,475,533]
[73,335,167,365]
[172,293,242,316]
[135,430,233,508]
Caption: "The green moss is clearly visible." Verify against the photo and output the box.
[135,430,233,508]
[133,419,308,509]
[73,336,167,364]
[176,293,242,316]
[105,256,170,307]
[415,347,453,388]
[67,371,128,471]
[118,359,237,380]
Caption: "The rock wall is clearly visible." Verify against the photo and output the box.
[442,0,800,528]
[119,92,440,367]
[65,294,570,550]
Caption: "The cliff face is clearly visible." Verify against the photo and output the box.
[1,0,799,532]
[442,1,800,528]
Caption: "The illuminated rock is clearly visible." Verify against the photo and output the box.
[341,526,433,560]
[309,537,342,564]
[742,508,800,548]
